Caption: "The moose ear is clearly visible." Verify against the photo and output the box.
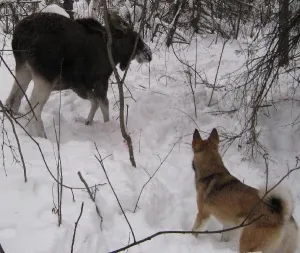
[209,128,219,145]
[192,129,202,151]
[109,12,129,33]
[76,18,104,34]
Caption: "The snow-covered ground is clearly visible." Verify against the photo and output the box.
[0,29,299,253]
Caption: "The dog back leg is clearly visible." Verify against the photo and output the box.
[25,73,52,138]
[239,225,282,253]
[221,223,241,242]
[6,64,32,113]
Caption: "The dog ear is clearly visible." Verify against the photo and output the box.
[192,129,202,151]
[209,128,219,145]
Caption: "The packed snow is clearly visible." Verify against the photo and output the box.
[0,23,300,253]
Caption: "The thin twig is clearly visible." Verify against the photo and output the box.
[263,153,269,193]
[126,104,129,127]
[71,202,84,253]
[0,108,107,189]
[94,143,136,242]
[78,171,103,230]
[133,136,182,212]
[0,54,36,120]
[0,101,27,182]
[208,39,228,106]
[53,118,63,226]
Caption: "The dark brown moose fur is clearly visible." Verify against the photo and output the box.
[6,12,152,138]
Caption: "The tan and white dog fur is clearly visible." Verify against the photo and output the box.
[191,128,299,253]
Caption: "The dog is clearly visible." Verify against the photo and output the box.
[191,128,299,253]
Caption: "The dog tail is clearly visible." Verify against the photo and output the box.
[258,185,294,222]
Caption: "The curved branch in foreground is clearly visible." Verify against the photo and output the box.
[111,165,300,253]
[109,215,263,253]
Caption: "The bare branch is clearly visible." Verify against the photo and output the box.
[208,39,228,106]
[109,215,263,253]
[94,143,136,242]
[102,0,137,167]
[0,107,107,190]
[71,202,84,253]
[78,171,103,230]
[0,101,27,182]
[133,136,182,212]
[0,54,36,120]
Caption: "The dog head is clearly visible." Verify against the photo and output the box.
[192,128,222,172]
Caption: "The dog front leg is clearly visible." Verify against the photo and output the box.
[192,185,210,233]
[192,210,210,232]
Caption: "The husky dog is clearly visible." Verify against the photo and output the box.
[191,128,299,253]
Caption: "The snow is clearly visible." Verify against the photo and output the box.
[41,4,70,18]
[0,31,300,253]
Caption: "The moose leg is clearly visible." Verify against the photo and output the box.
[85,95,109,125]
[85,93,100,125]
[25,74,52,138]
[6,64,32,113]
[93,79,109,123]
[99,96,109,122]
[85,78,110,124]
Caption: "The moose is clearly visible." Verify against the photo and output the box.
[5,12,152,138]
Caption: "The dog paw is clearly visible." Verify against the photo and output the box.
[191,226,200,237]
[192,232,199,238]
[221,234,231,242]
